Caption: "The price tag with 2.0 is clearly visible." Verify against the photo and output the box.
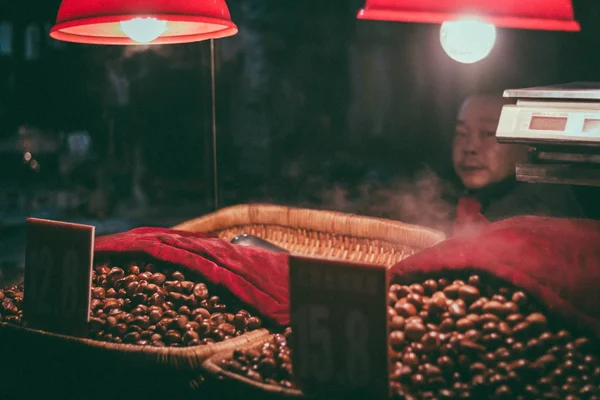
[23,218,95,337]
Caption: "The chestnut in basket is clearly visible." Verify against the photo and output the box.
[1,262,263,348]
[221,327,294,389]
[223,274,600,400]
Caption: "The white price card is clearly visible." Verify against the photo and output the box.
[289,255,389,399]
[22,218,95,337]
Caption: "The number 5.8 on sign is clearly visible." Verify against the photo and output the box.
[289,256,389,399]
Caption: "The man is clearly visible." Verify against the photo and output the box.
[452,93,585,231]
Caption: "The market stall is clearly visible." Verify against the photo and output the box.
[3,0,600,399]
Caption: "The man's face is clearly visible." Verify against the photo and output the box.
[452,95,528,190]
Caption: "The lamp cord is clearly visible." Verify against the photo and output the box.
[210,38,219,211]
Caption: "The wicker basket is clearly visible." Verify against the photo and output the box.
[173,204,446,267]
[201,334,303,398]
[187,205,445,397]
[0,321,269,399]
[0,205,444,399]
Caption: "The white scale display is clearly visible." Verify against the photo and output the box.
[496,82,600,146]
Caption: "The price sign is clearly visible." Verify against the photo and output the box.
[22,218,95,337]
[289,256,389,399]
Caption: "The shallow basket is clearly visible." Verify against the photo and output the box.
[0,205,444,399]
[173,204,446,267]
[0,321,269,399]
[202,334,303,398]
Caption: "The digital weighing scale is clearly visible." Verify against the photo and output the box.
[497,82,600,187]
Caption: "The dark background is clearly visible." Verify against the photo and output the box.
[0,0,599,285]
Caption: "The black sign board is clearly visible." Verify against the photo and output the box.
[289,255,389,399]
[23,218,95,337]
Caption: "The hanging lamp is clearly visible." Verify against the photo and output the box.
[50,0,238,45]
[357,0,580,63]
[50,0,237,210]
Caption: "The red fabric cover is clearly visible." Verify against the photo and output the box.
[453,196,489,236]
[97,218,600,335]
[391,216,600,338]
[95,228,290,325]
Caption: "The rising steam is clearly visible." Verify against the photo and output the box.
[319,167,457,234]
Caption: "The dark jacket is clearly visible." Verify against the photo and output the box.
[467,179,586,222]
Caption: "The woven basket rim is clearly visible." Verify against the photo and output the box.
[0,322,270,370]
[202,334,303,397]
[172,204,446,248]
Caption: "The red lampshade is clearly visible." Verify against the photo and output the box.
[50,0,238,45]
[358,0,580,31]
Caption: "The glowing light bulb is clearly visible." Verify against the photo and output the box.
[440,18,496,64]
[120,18,167,44]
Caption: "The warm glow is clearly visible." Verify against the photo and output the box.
[440,18,496,64]
[24,152,31,162]
[120,18,167,44]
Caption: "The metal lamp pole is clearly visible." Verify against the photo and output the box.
[210,38,219,211]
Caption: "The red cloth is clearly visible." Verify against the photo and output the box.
[391,216,600,338]
[95,228,290,326]
[453,196,489,236]
[97,218,600,335]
